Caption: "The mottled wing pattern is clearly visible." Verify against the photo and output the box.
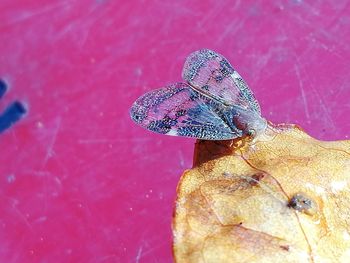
[182,49,261,114]
[130,83,242,140]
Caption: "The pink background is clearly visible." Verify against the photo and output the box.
[0,0,350,262]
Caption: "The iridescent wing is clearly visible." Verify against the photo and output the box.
[182,49,261,114]
[130,83,243,140]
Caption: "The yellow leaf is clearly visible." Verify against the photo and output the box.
[173,124,350,263]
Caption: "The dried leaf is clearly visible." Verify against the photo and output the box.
[173,124,350,263]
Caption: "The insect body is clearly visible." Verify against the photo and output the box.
[130,49,267,140]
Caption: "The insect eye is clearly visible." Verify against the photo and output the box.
[247,129,256,137]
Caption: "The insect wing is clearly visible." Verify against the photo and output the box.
[130,83,240,140]
[182,49,261,114]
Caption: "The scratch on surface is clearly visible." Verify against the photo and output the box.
[42,117,62,168]
[53,3,106,47]
[312,87,336,130]
[0,1,73,30]
[29,170,62,212]
[196,2,227,29]
[9,198,34,233]
[136,245,143,263]
[287,33,336,130]
[32,216,48,224]
[294,63,310,120]
[215,18,246,45]
[97,254,118,262]
[178,150,185,168]
[134,242,167,260]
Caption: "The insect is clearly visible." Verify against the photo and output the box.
[130,49,267,140]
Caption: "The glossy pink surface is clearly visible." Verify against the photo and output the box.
[0,1,349,262]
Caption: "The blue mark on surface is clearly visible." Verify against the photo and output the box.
[0,101,26,133]
[0,78,27,133]
[0,79,7,98]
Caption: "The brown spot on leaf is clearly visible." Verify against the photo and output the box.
[250,172,266,186]
[280,245,290,251]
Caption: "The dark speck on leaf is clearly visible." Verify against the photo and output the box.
[280,245,290,251]
[287,193,317,215]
